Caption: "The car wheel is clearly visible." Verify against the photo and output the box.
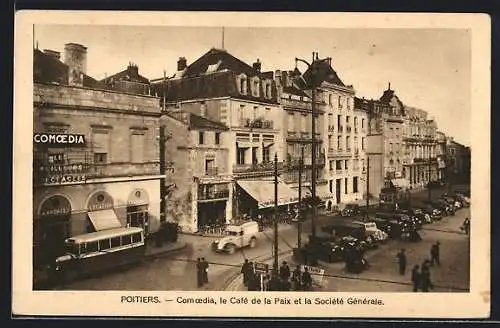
[249,238,256,248]
[366,236,374,245]
[226,244,236,255]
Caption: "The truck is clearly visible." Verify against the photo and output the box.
[212,221,260,254]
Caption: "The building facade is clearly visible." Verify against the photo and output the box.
[446,137,471,185]
[435,131,447,181]
[292,57,368,209]
[151,49,296,232]
[33,44,163,268]
[402,106,438,189]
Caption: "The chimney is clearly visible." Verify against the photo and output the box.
[253,59,261,73]
[64,43,87,87]
[127,62,139,77]
[177,57,187,71]
[43,49,61,60]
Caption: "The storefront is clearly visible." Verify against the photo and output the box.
[127,188,150,235]
[197,183,230,231]
[86,191,122,232]
[34,195,72,267]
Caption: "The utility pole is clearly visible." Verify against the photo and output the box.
[365,156,370,219]
[273,153,279,272]
[427,150,432,201]
[297,146,304,248]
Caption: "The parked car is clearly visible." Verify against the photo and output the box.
[350,219,389,244]
[306,233,345,263]
[423,200,454,216]
[396,209,423,230]
[408,207,432,224]
[441,196,462,209]
[374,212,416,240]
[341,203,362,217]
[320,220,380,249]
[212,221,259,254]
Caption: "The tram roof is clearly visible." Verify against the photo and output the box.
[66,227,144,243]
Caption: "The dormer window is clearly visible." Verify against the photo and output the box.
[238,74,248,95]
[264,80,272,99]
[251,76,260,97]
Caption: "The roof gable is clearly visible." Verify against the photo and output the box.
[300,59,346,88]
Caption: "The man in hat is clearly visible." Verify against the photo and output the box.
[396,248,407,275]
[430,242,440,266]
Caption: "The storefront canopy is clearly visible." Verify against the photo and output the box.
[391,178,411,189]
[87,209,122,231]
[309,184,333,200]
[237,179,300,209]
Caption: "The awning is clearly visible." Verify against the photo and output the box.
[391,178,411,189]
[308,184,333,200]
[237,179,300,209]
[87,209,122,231]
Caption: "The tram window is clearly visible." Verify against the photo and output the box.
[132,233,142,243]
[121,235,132,245]
[99,239,111,250]
[80,243,87,254]
[87,241,98,253]
[110,237,121,247]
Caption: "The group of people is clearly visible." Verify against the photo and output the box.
[396,241,441,292]
[240,260,313,291]
[196,257,210,288]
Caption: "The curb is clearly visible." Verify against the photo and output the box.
[145,242,188,260]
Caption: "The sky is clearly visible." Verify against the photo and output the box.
[34,25,471,146]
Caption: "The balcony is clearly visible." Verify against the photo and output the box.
[205,167,218,176]
[240,118,274,129]
[198,189,230,201]
[286,131,323,143]
[281,98,312,111]
[327,148,352,158]
[87,162,160,179]
[233,161,284,176]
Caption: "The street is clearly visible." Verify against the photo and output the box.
[58,187,470,292]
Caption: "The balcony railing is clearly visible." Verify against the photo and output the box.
[328,125,335,132]
[346,126,352,133]
[87,162,160,179]
[233,161,284,174]
[240,118,274,129]
[198,189,230,201]
[205,167,218,176]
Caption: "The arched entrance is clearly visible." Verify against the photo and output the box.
[127,189,150,235]
[86,191,121,232]
[35,195,71,267]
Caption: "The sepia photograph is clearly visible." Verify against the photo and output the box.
[13,11,490,318]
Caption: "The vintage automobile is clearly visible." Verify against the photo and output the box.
[396,209,423,230]
[422,200,452,216]
[341,203,362,217]
[320,220,381,249]
[441,196,462,209]
[407,207,432,224]
[212,221,259,254]
[305,233,346,263]
[373,212,416,240]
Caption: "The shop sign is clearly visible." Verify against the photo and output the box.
[34,133,86,148]
[87,192,114,211]
[254,262,269,273]
[39,196,71,217]
[300,265,325,286]
[41,175,86,185]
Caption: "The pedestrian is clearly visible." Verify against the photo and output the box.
[421,265,433,292]
[292,265,302,291]
[247,272,258,291]
[279,261,291,282]
[411,265,421,292]
[241,259,250,286]
[281,276,291,291]
[269,271,281,291]
[201,257,209,283]
[430,242,440,266]
[301,267,313,291]
[462,217,470,235]
[196,258,203,287]
[396,249,407,275]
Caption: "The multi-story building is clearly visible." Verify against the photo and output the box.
[435,131,447,180]
[151,48,297,232]
[160,111,231,233]
[33,44,163,268]
[402,106,438,189]
[292,57,367,209]
[446,137,471,185]
[275,70,327,207]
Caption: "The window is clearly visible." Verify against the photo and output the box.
[301,114,307,132]
[288,113,294,131]
[99,239,110,250]
[338,96,342,107]
[87,241,98,253]
[215,132,220,145]
[253,106,258,120]
[336,160,342,170]
[92,130,110,164]
[346,136,350,150]
[345,178,348,194]
[337,136,341,149]
[205,159,215,175]
[132,233,142,243]
[198,131,204,145]
[239,105,245,123]
[237,148,246,165]
[354,117,358,127]
[266,84,272,99]
[263,146,270,163]
[362,118,365,129]
[121,235,132,245]
[362,137,365,150]
[345,160,349,170]
[328,135,333,149]
[110,237,121,247]
[329,180,333,193]
[346,116,350,123]
[329,160,334,171]
[353,177,359,193]
[337,115,341,128]
[130,132,145,163]
[328,94,332,105]
[239,76,247,94]
[252,147,258,164]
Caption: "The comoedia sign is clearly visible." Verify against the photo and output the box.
[34,133,86,147]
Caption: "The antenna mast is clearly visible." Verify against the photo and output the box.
[222,27,225,49]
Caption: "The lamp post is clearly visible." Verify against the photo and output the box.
[297,146,304,248]
[295,52,331,237]
[273,153,279,272]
